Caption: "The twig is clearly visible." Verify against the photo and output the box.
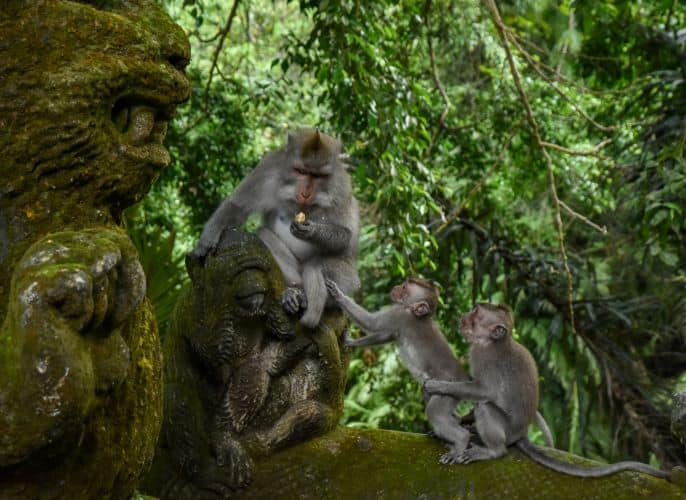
[540,138,613,159]
[424,0,450,158]
[483,0,577,336]
[437,126,519,232]
[559,200,608,234]
[510,32,651,98]
[505,32,616,132]
[203,0,241,110]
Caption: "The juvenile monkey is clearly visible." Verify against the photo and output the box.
[425,303,670,479]
[192,129,360,328]
[326,277,471,463]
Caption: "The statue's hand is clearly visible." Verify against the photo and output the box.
[213,436,252,488]
[13,229,145,334]
[0,229,144,466]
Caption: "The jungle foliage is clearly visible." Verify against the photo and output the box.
[129,0,686,468]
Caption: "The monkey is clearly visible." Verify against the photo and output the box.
[326,277,471,462]
[424,303,670,479]
[192,129,360,328]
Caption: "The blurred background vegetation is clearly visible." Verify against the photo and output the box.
[128,0,686,469]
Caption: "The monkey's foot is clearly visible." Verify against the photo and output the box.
[439,442,469,465]
[299,308,322,329]
[453,445,506,464]
[281,287,307,315]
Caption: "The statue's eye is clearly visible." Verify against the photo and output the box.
[233,268,269,313]
[235,291,265,312]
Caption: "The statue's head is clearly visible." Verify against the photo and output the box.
[0,0,191,219]
[185,229,296,343]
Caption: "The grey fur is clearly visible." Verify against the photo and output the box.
[425,304,670,479]
[326,279,470,463]
[193,129,360,328]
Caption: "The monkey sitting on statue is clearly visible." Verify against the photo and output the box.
[192,129,360,328]
[425,303,670,479]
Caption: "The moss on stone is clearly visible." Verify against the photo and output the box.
[0,1,189,498]
[241,426,684,499]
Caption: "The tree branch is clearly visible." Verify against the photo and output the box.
[437,126,520,232]
[424,0,450,158]
[203,0,241,110]
[482,0,578,335]
[540,138,613,159]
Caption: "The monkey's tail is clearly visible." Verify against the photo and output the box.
[534,411,554,448]
[516,438,671,480]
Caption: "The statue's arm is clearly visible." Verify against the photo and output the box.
[0,229,144,466]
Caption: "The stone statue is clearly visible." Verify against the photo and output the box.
[142,229,349,499]
[0,1,190,498]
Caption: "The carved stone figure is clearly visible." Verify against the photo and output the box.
[143,230,349,499]
[0,1,190,498]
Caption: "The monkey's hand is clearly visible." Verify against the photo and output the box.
[325,279,344,302]
[289,220,313,240]
[281,287,307,315]
[290,221,351,253]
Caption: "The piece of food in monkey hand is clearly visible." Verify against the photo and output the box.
[295,212,306,224]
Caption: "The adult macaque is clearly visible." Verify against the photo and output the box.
[326,278,470,463]
[425,303,670,479]
[193,129,359,328]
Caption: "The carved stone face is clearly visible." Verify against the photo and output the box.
[0,1,190,498]
[185,229,296,359]
[0,0,190,218]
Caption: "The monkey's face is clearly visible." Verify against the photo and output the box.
[390,280,412,305]
[280,129,350,209]
[460,304,510,345]
[291,162,334,206]
[390,281,428,306]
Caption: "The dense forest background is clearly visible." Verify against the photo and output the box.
[127,0,686,469]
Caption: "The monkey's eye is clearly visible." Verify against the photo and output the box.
[293,166,307,175]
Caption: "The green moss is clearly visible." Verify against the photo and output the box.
[243,427,684,500]
[0,0,188,497]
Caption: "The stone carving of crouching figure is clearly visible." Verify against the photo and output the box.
[146,229,348,499]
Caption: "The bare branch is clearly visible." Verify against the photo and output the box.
[505,32,616,132]
[424,0,450,158]
[482,0,578,335]
[559,200,608,234]
[540,138,613,159]
[204,0,241,110]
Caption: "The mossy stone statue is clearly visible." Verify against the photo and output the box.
[0,1,190,498]
[142,229,349,499]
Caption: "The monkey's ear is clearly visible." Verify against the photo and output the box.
[411,300,431,318]
[338,153,354,172]
[490,324,508,341]
[287,132,297,153]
